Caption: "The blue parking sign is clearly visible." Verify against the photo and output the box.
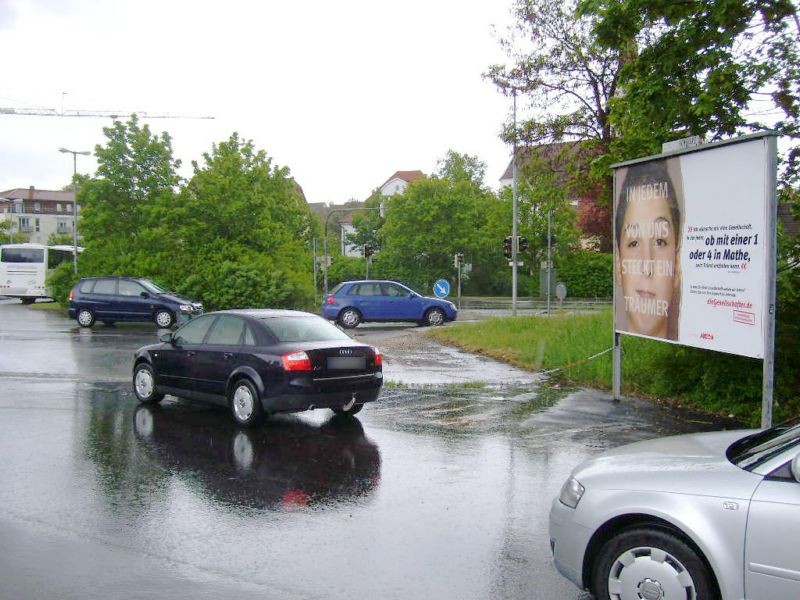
[433,279,451,298]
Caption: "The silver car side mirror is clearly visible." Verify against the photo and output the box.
[159,332,173,344]
[792,454,800,484]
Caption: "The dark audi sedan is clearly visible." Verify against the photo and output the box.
[132,309,383,426]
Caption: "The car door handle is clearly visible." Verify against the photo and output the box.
[223,352,233,359]
[187,351,196,357]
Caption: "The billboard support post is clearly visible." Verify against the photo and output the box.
[612,332,621,400]
[612,167,622,401]
[762,135,778,428]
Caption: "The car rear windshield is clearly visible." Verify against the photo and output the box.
[258,315,352,343]
[728,415,800,470]
[1,248,44,263]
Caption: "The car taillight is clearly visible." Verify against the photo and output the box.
[68,290,74,301]
[325,295,336,305]
[282,350,312,371]
[373,348,383,367]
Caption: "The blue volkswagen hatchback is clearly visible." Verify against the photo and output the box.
[322,279,457,328]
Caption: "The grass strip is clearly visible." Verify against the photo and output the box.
[429,309,789,426]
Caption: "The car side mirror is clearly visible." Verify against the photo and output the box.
[159,332,173,344]
[140,291,150,298]
[791,454,800,484]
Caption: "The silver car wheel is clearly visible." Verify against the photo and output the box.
[155,310,174,328]
[426,308,445,326]
[608,546,696,600]
[135,368,155,399]
[232,383,255,422]
[339,308,360,328]
[77,309,94,327]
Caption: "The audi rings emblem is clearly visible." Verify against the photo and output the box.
[339,348,354,356]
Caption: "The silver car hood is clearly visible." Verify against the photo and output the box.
[572,429,762,499]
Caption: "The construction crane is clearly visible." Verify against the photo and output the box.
[0,106,214,119]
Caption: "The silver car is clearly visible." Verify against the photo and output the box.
[549,417,800,599]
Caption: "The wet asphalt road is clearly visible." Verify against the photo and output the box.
[0,300,741,600]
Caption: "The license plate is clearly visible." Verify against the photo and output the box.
[327,356,366,370]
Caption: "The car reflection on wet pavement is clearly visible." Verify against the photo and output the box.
[132,404,381,510]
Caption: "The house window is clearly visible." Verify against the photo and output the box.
[34,202,41,212]
[66,204,72,213]
[57,220,70,234]
[19,217,32,233]
[57,203,62,212]
[35,218,40,232]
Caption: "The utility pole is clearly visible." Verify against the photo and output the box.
[547,209,553,315]
[58,147,90,273]
[511,90,519,317]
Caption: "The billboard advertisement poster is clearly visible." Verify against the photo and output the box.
[614,137,771,358]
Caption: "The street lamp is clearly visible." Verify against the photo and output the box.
[511,89,519,316]
[58,147,91,273]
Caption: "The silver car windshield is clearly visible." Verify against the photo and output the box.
[728,416,800,470]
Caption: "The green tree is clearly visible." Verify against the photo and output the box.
[487,0,623,152]
[347,190,386,254]
[378,152,504,294]
[487,0,623,244]
[169,133,317,310]
[0,221,28,243]
[436,150,487,187]
[579,0,800,174]
[78,114,181,276]
[47,233,74,246]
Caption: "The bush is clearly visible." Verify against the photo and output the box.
[181,256,314,312]
[327,256,368,288]
[47,262,79,306]
[555,250,613,298]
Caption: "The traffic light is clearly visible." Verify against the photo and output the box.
[364,244,374,258]
[454,252,464,268]
[518,236,528,252]
[503,236,513,259]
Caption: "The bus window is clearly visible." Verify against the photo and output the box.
[47,249,73,269]
[1,247,45,263]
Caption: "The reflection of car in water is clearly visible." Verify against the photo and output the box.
[133,404,381,509]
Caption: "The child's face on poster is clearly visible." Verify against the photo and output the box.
[617,195,678,338]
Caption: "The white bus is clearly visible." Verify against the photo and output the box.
[0,243,81,303]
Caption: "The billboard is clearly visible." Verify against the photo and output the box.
[613,136,774,358]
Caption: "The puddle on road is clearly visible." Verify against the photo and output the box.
[371,382,575,439]
[378,336,541,387]
[365,330,577,438]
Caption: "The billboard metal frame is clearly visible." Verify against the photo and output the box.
[611,132,778,427]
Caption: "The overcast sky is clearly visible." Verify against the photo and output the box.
[0,0,516,204]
